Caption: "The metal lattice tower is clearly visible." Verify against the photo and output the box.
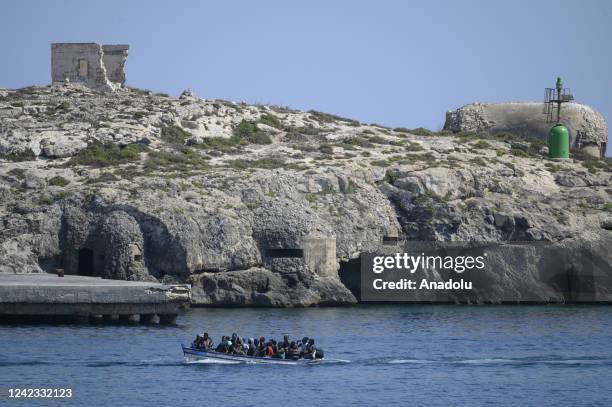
[544,77,574,124]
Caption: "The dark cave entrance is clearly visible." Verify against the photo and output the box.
[338,257,362,299]
[78,248,94,276]
[265,248,304,258]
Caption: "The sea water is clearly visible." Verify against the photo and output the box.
[2,305,612,406]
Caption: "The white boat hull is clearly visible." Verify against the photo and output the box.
[182,345,320,365]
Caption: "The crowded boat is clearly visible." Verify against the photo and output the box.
[191,332,324,360]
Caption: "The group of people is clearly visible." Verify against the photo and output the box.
[192,332,323,360]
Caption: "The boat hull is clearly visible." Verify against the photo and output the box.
[182,345,319,365]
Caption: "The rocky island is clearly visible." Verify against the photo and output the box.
[0,46,610,306]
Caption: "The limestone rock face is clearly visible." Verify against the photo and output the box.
[0,85,610,305]
[189,268,356,307]
[40,135,88,158]
[444,102,608,158]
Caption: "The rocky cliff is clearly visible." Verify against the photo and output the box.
[1,85,611,305]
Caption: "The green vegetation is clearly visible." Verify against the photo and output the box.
[46,101,70,115]
[113,164,141,179]
[132,111,147,120]
[288,125,326,136]
[343,136,374,148]
[144,148,209,173]
[384,169,401,184]
[284,125,327,142]
[305,193,318,203]
[318,144,334,155]
[48,176,70,187]
[463,198,479,211]
[196,136,244,153]
[409,127,436,137]
[68,142,146,167]
[502,161,516,171]
[370,159,390,167]
[367,135,389,144]
[0,149,36,162]
[269,105,298,114]
[160,125,191,144]
[292,144,318,153]
[258,113,283,129]
[308,110,360,126]
[396,152,437,165]
[86,172,119,184]
[404,142,424,152]
[232,120,272,144]
[507,140,546,159]
[7,168,26,179]
[469,157,488,167]
[472,140,491,149]
[572,151,611,174]
[456,131,546,160]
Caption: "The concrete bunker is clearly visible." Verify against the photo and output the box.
[302,235,338,278]
[260,235,339,278]
[51,43,129,91]
[444,102,608,159]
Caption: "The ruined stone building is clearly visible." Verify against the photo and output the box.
[51,43,128,91]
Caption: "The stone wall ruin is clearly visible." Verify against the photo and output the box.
[51,43,128,91]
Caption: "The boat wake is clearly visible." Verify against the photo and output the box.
[385,357,612,366]
[387,359,436,365]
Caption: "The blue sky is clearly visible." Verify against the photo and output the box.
[1,0,610,154]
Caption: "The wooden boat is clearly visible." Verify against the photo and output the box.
[182,344,322,365]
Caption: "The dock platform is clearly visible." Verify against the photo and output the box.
[0,273,190,324]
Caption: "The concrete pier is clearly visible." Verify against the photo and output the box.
[0,273,190,324]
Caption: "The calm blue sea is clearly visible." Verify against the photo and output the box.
[2,305,612,407]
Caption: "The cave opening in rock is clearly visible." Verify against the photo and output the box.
[338,257,361,299]
[78,248,94,276]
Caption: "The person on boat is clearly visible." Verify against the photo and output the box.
[257,337,267,357]
[192,334,203,349]
[281,334,290,350]
[303,338,316,359]
[287,341,300,360]
[247,338,256,356]
[252,338,259,354]
[298,337,309,356]
[265,340,276,358]
[241,337,250,354]
[201,332,213,350]
[216,336,232,353]
[276,344,286,359]
[233,337,246,355]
